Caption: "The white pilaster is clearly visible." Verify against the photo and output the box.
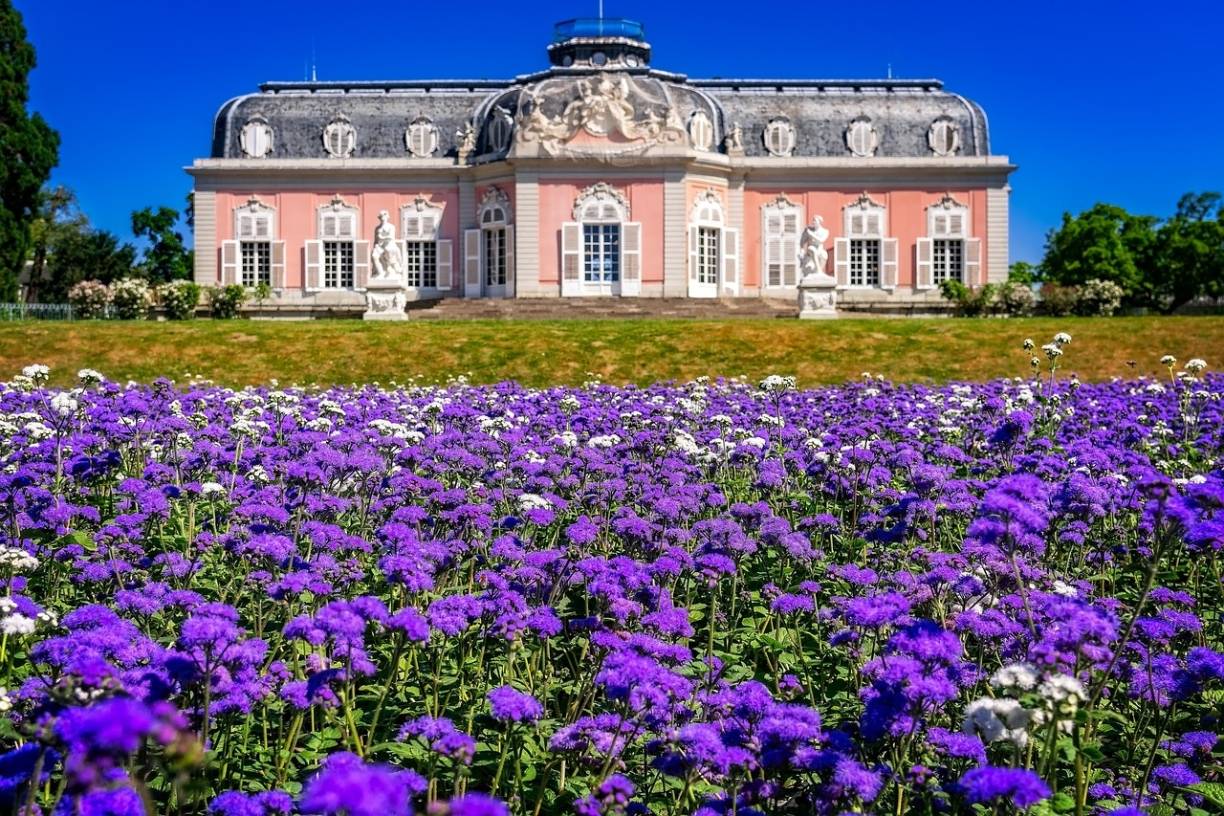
[986,184,1010,284]
[514,172,540,297]
[458,179,477,297]
[727,174,745,297]
[663,171,687,297]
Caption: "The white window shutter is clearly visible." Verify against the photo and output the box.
[621,221,642,297]
[722,227,739,294]
[916,238,934,290]
[932,214,948,237]
[254,215,271,239]
[833,237,850,289]
[881,238,898,290]
[436,239,453,290]
[338,213,355,240]
[237,215,254,239]
[782,211,800,286]
[464,229,482,297]
[404,214,422,241]
[561,222,581,297]
[320,214,336,240]
[221,240,239,285]
[688,226,699,284]
[965,238,982,285]
[765,235,781,287]
[304,240,323,292]
[353,240,371,289]
[271,241,286,289]
[849,213,864,237]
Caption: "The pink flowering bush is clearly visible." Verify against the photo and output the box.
[0,344,1221,815]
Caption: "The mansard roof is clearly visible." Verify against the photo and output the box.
[209,20,993,161]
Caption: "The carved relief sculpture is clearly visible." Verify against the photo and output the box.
[370,210,404,281]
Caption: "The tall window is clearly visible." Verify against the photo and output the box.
[917,196,977,289]
[696,228,719,285]
[223,198,282,289]
[583,224,620,283]
[402,197,449,289]
[762,195,802,288]
[305,197,367,292]
[835,193,896,289]
[405,242,438,288]
[484,227,507,286]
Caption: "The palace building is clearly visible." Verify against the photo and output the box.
[189,18,1014,313]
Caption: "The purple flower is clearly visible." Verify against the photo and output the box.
[435,793,510,816]
[958,767,1051,808]
[487,685,544,723]
[300,752,425,816]
[209,790,296,816]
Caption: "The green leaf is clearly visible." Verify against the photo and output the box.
[1188,783,1224,812]
[71,530,96,552]
[1051,792,1076,813]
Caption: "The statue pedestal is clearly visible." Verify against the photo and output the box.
[363,278,409,321]
[797,275,839,320]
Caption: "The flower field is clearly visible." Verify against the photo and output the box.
[1,340,1222,816]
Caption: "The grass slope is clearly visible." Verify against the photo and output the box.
[0,317,1220,387]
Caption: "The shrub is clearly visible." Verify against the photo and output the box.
[939,279,999,316]
[66,280,112,319]
[1075,278,1124,316]
[109,277,153,320]
[1037,284,1080,317]
[208,284,248,319]
[996,281,1037,316]
[159,280,202,320]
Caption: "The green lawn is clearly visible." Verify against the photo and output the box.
[0,316,1220,387]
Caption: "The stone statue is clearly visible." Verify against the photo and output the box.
[724,122,744,154]
[371,210,403,281]
[799,216,832,282]
[457,122,477,161]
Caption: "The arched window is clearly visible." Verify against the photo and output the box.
[464,187,514,298]
[845,117,879,158]
[406,117,439,158]
[305,195,368,291]
[834,193,897,289]
[401,195,452,290]
[688,111,713,151]
[763,119,796,157]
[323,116,356,158]
[560,183,641,297]
[486,107,514,154]
[221,197,285,289]
[688,190,738,298]
[762,193,803,288]
[240,117,274,158]
[917,194,980,289]
[928,118,961,157]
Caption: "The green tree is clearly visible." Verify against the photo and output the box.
[1008,261,1039,284]
[25,185,85,301]
[1040,204,1159,305]
[1149,192,1224,312]
[131,206,192,284]
[0,0,60,301]
[42,227,137,303]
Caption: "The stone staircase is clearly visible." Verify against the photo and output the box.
[407,297,798,320]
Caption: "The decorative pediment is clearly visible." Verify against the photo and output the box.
[406,193,444,214]
[320,194,357,213]
[516,74,687,158]
[847,191,885,211]
[478,186,512,224]
[691,189,725,223]
[763,192,799,211]
[238,195,274,214]
[929,192,967,211]
[573,183,630,221]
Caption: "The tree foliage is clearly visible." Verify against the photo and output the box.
[131,205,192,285]
[24,186,137,303]
[0,0,60,301]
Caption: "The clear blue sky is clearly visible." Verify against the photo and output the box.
[16,0,1224,264]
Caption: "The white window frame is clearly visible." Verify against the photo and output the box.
[467,187,513,297]
[305,195,368,292]
[761,193,803,289]
[561,183,640,297]
[687,190,737,298]
[845,117,879,158]
[834,193,896,290]
[917,195,979,289]
[400,195,451,291]
[406,117,440,158]
[763,119,796,157]
[688,111,714,152]
[222,197,285,289]
[239,117,274,158]
[323,116,356,158]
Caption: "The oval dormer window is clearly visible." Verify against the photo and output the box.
[763,118,796,157]
[487,107,513,153]
[928,117,961,156]
[689,111,713,152]
[406,117,439,158]
[845,117,879,158]
[240,117,274,158]
[322,116,356,158]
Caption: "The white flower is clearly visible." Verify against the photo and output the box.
[991,662,1039,691]
[1038,674,1085,708]
[1,614,36,636]
[518,493,552,512]
[1053,332,1072,346]
[200,481,226,497]
[1160,355,1177,368]
[77,368,105,385]
[759,374,795,393]
[1022,338,1035,351]
[962,697,1031,748]
[1051,579,1078,597]
[560,395,581,413]
[1186,358,1208,375]
[0,546,39,572]
[50,392,78,417]
[0,687,11,712]
[587,434,621,449]
[21,364,50,384]
[1042,343,1063,360]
